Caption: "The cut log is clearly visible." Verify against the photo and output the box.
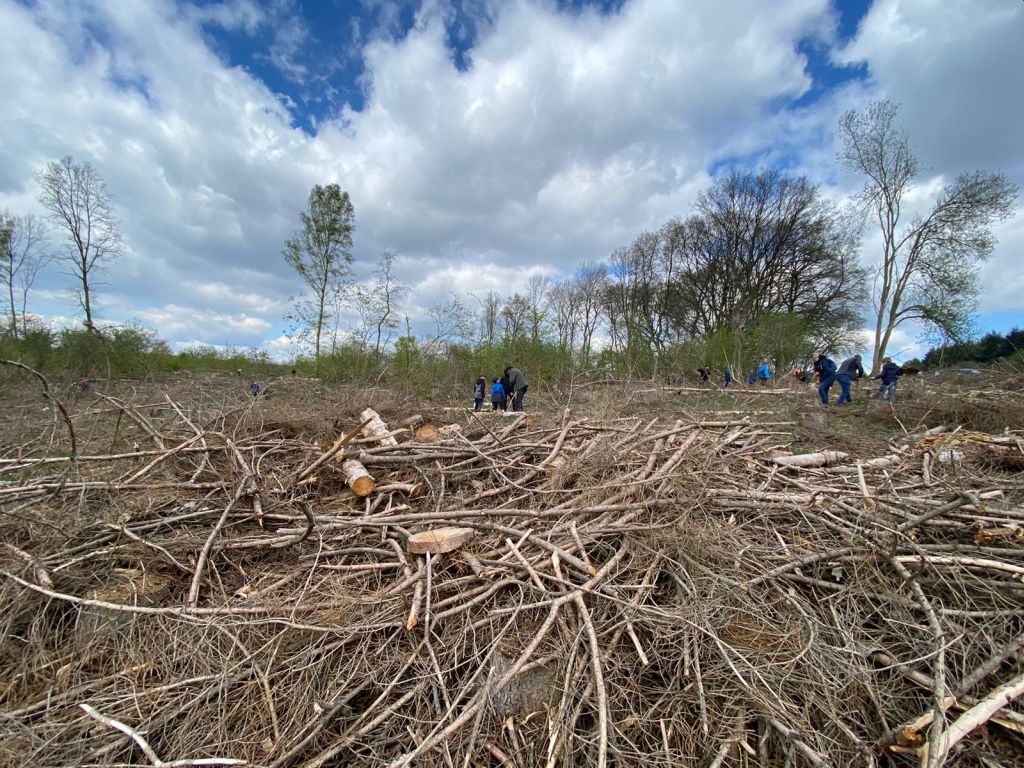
[360,408,399,447]
[341,459,375,497]
[402,414,425,428]
[407,527,475,555]
[773,450,849,468]
[415,423,440,441]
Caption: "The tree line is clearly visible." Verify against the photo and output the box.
[2,100,1018,386]
[919,328,1024,369]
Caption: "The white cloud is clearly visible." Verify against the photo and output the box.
[0,0,1021,356]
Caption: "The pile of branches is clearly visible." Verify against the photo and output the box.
[1,379,1023,767]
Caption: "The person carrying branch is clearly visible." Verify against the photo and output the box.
[874,357,904,403]
[505,365,528,412]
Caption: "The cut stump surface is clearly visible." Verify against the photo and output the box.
[407,527,475,555]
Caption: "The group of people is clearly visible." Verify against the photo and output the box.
[474,366,528,412]
[700,353,906,406]
[813,353,904,406]
[697,361,772,389]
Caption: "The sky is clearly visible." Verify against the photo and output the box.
[1,0,1022,364]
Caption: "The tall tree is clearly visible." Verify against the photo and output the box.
[839,100,1018,371]
[284,183,354,375]
[0,212,51,337]
[477,291,503,346]
[37,156,122,332]
[668,170,864,344]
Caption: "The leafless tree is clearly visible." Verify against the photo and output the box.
[421,294,475,357]
[37,156,122,332]
[575,263,607,364]
[524,274,549,343]
[501,294,530,341]
[477,291,503,345]
[0,212,52,337]
[839,100,1018,371]
[668,170,865,344]
[546,279,581,357]
[367,249,404,359]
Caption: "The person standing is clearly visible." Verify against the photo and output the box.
[505,365,528,412]
[834,354,865,404]
[490,377,506,411]
[757,361,771,384]
[473,375,486,411]
[814,354,838,405]
[722,369,732,389]
[697,367,710,387]
[874,357,904,403]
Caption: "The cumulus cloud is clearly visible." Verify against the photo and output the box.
[0,0,1020,355]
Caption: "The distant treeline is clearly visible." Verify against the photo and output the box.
[920,328,1024,369]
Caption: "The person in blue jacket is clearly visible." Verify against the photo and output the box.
[757,361,771,384]
[814,354,838,405]
[490,377,506,411]
[722,369,732,389]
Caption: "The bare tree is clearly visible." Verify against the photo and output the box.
[524,274,549,343]
[283,183,354,376]
[0,212,51,337]
[501,294,530,342]
[669,171,865,343]
[546,279,581,357]
[367,249,404,359]
[575,263,607,364]
[37,156,122,332]
[421,294,475,357]
[839,100,1018,371]
[477,291,503,345]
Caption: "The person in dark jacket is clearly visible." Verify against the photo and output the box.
[722,369,732,389]
[505,366,528,411]
[814,354,838,405]
[490,377,506,411]
[697,367,710,386]
[473,375,486,411]
[834,354,865,404]
[874,357,904,403]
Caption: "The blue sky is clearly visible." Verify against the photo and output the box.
[1,0,1022,363]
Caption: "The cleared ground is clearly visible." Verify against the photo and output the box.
[0,370,1022,767]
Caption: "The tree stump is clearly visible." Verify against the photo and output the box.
[407,527,475,555]
[797,410,828,431]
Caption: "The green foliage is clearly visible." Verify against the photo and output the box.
[922,327,1024,368]
[283,183,355,374]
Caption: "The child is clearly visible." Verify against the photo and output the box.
[473,376,486,411]
[490,377,506,411]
